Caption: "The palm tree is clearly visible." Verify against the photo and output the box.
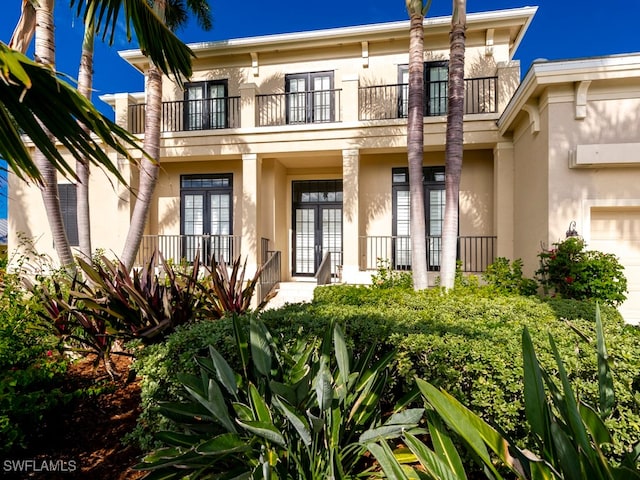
[5,0,198,269]
[120,0,212,271]
[28,0,78,272]
[76,2,97,260]
[440,0,466,290]
[406,0,432,291]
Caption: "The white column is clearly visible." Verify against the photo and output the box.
[342,148,360,282]
[242,153,261,276]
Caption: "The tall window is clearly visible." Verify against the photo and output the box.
[285,72,334,124]
[58,183,79,246]
[392,167,446,270]
[184,80,228,130]
[180,174,233,262]
[399,61,449,117]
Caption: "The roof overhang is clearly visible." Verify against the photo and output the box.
[119,6,537,74]
[498,53,640,135]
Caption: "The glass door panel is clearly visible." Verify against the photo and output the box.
[186,85,204,130]
[394,190,411,268]
[400,68,409,118]
[292,180,343,276]
[428,189,445,268]
[183,193,205,261]
[313,75,331,122]
[210,193,231,262]
[209,83,226,128]
[428,65,448,115]
[295,208,315,274]
[288,77,307,124]
[321,207,342,274]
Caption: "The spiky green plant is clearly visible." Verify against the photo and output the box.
[199,256,275,317]
[135,316,420,479]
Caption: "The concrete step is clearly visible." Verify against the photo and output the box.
[264,280,317,310]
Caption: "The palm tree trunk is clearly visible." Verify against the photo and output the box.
[440,0,466,289]
[407,1,429,290]
[120,62,161,271]
[119,0,211,271]
[76,7,96,260]
[33,0,76,273]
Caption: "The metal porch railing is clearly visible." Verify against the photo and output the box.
[359,235,497,273]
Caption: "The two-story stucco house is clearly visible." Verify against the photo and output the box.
[9,6,640,322]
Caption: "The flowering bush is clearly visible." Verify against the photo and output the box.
[536,237,627,306]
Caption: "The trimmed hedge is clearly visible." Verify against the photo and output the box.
[131,285,640,456]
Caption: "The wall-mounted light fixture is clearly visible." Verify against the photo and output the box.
[566,220,579,238]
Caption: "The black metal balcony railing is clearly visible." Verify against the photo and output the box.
[359,235,496,273]
[358,76,498,121]
[129,97,241,134]
[256,89,341,126]
[136,234,241,267]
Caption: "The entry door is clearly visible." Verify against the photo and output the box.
[185,81,227,130]
[286,72,334,124]
[182,191,232,262]
[292,180,343,276]
[294,206,342,275]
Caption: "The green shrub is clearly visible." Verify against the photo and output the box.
[131,285,640,460]
[367,305,640,479]
[537,237,628,306]
[0,272,70,453]
[483,257,538,296]
[126,318,238,449]
[370,258,413,289]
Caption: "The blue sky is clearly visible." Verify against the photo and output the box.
[1,0,639,219]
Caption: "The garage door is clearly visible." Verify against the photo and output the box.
[590,207,640,324]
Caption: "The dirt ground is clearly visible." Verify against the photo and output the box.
[5,355,145,480]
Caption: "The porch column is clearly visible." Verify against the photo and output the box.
[239,83,257,129]
[342,148,360,282]
[493,142,515,259]
[242,153,262,276]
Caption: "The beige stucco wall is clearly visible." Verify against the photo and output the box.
[511,98,550,277]
[8,149,129,267]
[509,75,640,323]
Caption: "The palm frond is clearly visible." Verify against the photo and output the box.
[71,0,195,81]
[0,42,144,184]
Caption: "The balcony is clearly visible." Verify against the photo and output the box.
[358,76,498,121]
[129,97,241,134]
[256,89,341,127]
[125,77,497,133]
[359,235,496,273]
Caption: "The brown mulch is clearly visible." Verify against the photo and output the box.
[5,355,145,480]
